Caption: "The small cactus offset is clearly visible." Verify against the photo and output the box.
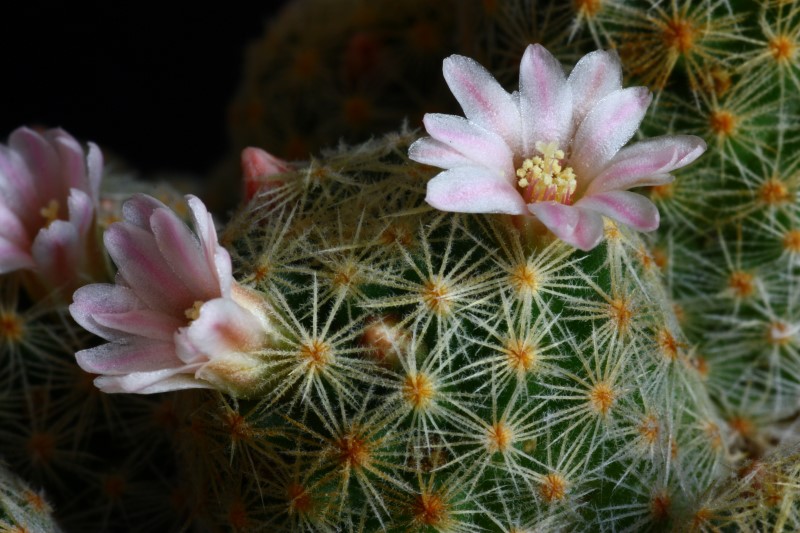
[2,1,800,531]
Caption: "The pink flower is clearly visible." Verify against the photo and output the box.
[0,127,104,291]
[69,194,272,395]
[409,45,706,250]
[241,147,290,201]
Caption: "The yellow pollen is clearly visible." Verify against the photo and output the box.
[516,142,577,205]
[539,473,567,502]
[486,422,514,453]
[40,199,60,226]
[184,300,204,321]
[769,35,796,62]
[782,229,800,253]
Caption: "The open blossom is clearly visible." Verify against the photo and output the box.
[70,193,273,396]
[409,44,706,250]
[0,127,104,292]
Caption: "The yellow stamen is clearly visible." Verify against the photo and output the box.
[184,300,204,321]
[40,199,60,226]
[516,142,577,205]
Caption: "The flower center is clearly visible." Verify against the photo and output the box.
[40,199,60,227]
[515,142,576,205]
[184,300,205,322]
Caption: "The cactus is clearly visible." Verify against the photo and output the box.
[165,129,727,530]
[574,0,800,459]
[0,460,60,533]
[2,0,800,531]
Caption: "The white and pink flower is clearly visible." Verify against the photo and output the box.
[409,44,706,250]
[70,193,273,395]
[0,127,104,292]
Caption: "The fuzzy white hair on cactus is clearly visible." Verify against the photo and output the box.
[409,44,706,250]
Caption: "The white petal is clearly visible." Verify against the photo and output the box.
[585,135,707,195]
[576,191,660,231]
[528,202,605,251]
[519,44,573,152]
[571,87,652,178]
[93,367,209,394]
[443,54,522,152]
[568,49,622,128]
[426,167,527,215]
[422,114,515,176]
[408,137,474,169]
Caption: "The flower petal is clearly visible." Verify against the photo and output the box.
[93,309,185,342]
[104,222,195,313]
[426,166,527,214]
[67,188,94,237]
[519,44,572,152]
[571,87,652,179]
[443,54,522,152]
[0,145,38,224]
[121,193,170,231]
[150,206,220,301]
[31,219,79,290]
[528,202,605,251]
[408,137,475,169]
[175,298,266,364]
[576,191,660,231]
[0,202,30,253]
[585,135,707,195]
[568,49,622,128]
[422,113,514,175]
[8,127,58,209]
[86,142,103,203]
[187,195,232,298]
[70,284,143,340]
[93,367,209,394]
[75,339,183,374]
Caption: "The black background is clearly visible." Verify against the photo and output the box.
[2,2,289,176]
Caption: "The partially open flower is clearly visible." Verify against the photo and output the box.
[0,127,104,293]
[409,44,706,250]
[70,193,274,396]
[241,146,290,201]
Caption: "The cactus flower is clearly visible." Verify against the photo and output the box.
[241,146,290,201]
[69,194,273,395]
[409,44,706,250]
[0,127,104,291]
